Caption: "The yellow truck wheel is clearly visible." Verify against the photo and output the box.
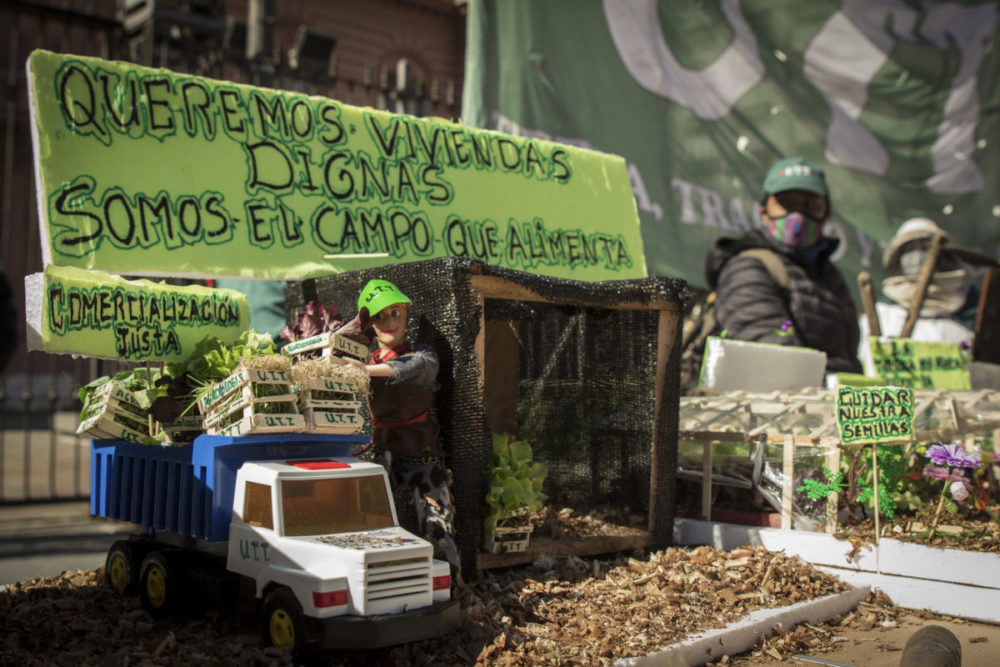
[139,552,179,618]
[261,588,305,650]
[105,541,137,596]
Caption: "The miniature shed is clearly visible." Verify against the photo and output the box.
[677,387,1000,532]
[286,257,690,577]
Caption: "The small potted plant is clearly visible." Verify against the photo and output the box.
[485,434,548,554]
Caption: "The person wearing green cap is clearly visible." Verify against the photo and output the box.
[702,156,862,375]
[345,279,460,576]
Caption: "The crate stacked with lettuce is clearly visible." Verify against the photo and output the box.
[199,354,303,437]
[77,301,371,444]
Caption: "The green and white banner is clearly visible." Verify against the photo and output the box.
[27,49,645,282]
[462,0,1000,292]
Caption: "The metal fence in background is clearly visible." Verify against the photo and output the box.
[1,1,123,503]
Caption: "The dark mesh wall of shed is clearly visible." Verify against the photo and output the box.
[287,258,688,577]
[491,300,658,513]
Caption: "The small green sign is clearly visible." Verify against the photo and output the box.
[835,386,914,445]
[868,337,970,390]
[31,264,249,362]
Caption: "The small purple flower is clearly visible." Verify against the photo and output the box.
[950,480,969,501]
[960,340,971,352]
[922,465,967,482]
[925,443,982,469]
[922,465,950,481]
[775,320,795,337]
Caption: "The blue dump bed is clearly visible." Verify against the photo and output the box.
[91,433,369,542]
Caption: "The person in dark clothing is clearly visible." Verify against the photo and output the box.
[704,157,862,375]
[344,279,460,576]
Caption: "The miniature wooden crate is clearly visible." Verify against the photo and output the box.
[282,332,368,361]
[297,376,366,434]
[77,383,150,443]
[200,367,305,436]
[159,415,204,444]
[485,509,534,554]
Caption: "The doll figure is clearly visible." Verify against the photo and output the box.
[346,279,460,574]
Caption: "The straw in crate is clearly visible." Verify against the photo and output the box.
[291,357,370,434]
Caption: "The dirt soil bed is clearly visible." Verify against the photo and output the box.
[0,545,902,666]
[830,508,1000,556]
[3,506,996,665]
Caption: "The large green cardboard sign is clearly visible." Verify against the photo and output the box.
[868,337,971,390]
[27,264,249,362]
[836,386,914,445]
[27,49,646,281]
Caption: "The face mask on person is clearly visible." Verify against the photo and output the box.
[765,211,822,248]
[761,189,828,249]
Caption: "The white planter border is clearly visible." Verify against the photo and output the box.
[613,586,870,667]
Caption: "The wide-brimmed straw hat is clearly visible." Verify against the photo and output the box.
[882,217,997,272]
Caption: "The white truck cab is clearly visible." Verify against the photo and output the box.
[228,457,451,622]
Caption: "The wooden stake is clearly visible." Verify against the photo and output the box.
[781,436,795,530]
[145,362,154,436]
[825,444,841,535]
[857,271,881,337]
[901,233,944,338]
[701,440,713,521]
[928,481,948,541]
[871,443,881,574]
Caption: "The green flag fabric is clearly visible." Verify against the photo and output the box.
[462,1,1000,293]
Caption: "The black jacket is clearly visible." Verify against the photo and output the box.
[704,230,862,374]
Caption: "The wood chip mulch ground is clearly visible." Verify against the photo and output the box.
[0,542,912,667]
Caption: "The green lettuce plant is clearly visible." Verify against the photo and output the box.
[78,367,166,424]
[166,329,277,384]
[164,330,278,416]
[485,434,548,536]
[78,330,280,443]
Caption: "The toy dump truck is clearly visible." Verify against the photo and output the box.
[91,433,459,651]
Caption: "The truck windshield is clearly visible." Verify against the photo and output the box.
[281,475,395,536]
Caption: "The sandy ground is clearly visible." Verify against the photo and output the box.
[739,612,1000,666]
